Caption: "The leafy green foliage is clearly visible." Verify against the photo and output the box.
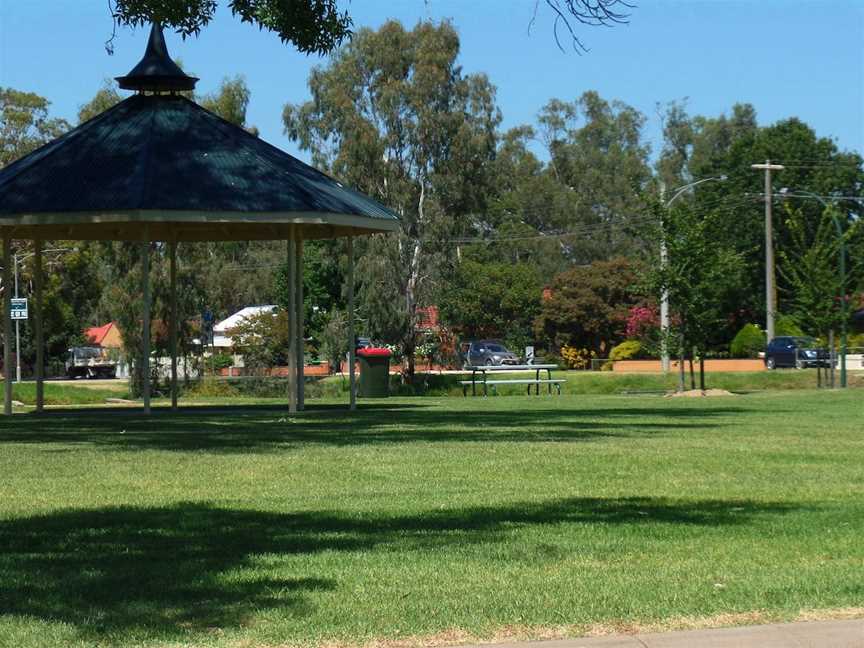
[559,345,595,369]
[609,339,645,362]
[317,308,348,372]
[273,240,344,345]
[656,103,864,334]
[777,203,862,338]
[10,244,103,373]
[729,324,764,359]
[478,92,652,272]
[77,82,122,124]
[0,88,69,168]
[437,260,542,346]
[199,75,259,135]
[535,257,639,354]
[641,199,745,376]
[229,309,290,373]
[537,92,650,258]
[775,314,805,337]
[109,0,352,55]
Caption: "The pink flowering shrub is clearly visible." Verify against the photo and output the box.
[625,305,659,339]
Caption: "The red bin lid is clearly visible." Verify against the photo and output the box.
[357,347,391,358]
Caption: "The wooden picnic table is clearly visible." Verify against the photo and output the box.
[460,364,565,397]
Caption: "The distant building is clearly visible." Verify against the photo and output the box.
[212,306,278,348]
[416,306,439,331]
[84,322,123,349]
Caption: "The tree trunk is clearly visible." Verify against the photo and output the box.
[688,350,695,390]
[699,356,705,391]
[678,344,685,392]
[402,182,426,384]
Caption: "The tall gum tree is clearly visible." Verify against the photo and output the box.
[283,20,501,378]
[0,88,69,168]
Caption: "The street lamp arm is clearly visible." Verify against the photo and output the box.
[666,175,728,206]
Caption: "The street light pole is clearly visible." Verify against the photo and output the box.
[751,161,784,343]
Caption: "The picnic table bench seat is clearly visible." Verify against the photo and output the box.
[459,364,565,396]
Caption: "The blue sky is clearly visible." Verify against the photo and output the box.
[1,1,861,164]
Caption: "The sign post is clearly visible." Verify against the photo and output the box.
[10,298,27,383]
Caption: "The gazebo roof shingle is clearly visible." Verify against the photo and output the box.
[0,25,399,242]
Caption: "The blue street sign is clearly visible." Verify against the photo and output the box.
[10,298,27,321]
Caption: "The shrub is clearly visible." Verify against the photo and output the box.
[609,339,645,362]
[776,315,805,337]
[210,353,234,371]
[560,345,595,370]
[730,324,765,358]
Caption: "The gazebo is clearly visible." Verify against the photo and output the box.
[0,24,400,415]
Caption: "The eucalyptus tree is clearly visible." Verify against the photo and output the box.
[283,20,501,378]
[0,88,69,168]
[535,92,652,259]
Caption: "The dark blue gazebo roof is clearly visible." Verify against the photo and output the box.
[0,25,399,241]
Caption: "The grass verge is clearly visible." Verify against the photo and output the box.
[2,381,130,406]
[178,368,864,401]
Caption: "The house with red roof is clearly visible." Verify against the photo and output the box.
[84,322,123,349]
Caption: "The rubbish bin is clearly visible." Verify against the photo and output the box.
[357,347,391,398]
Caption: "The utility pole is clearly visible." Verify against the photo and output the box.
[751,160,784,342]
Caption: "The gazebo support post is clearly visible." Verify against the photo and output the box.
[3,235,12,415]
[141,240,151,414]
[347,236,356,411]
[287,232,297,414]
[34,239,44,413]
[169,240,178,410]
[295,236,304,411]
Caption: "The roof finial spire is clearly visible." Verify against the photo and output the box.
[116,23,198,93]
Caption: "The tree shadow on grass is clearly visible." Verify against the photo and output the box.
[0,496,800,643]
[0,404,747,453]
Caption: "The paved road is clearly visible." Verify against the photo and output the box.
[464,620,864,648]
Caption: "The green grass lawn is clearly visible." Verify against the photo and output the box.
[0,391,862,648]
[4,369,860,408]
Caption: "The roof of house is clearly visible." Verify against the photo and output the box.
[417,305,439,330]
[214,306,278,333]
[84,322,116,346]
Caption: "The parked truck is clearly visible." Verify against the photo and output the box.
[65,346,118,379]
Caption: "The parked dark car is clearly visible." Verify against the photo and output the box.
[460,340,520,367]
[765,336,832,369]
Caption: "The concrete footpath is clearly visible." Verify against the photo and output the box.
[464,619,864,648]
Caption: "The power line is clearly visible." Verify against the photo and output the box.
[446,194,759,245]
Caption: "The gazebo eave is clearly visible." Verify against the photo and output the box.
[0,210,400,241]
